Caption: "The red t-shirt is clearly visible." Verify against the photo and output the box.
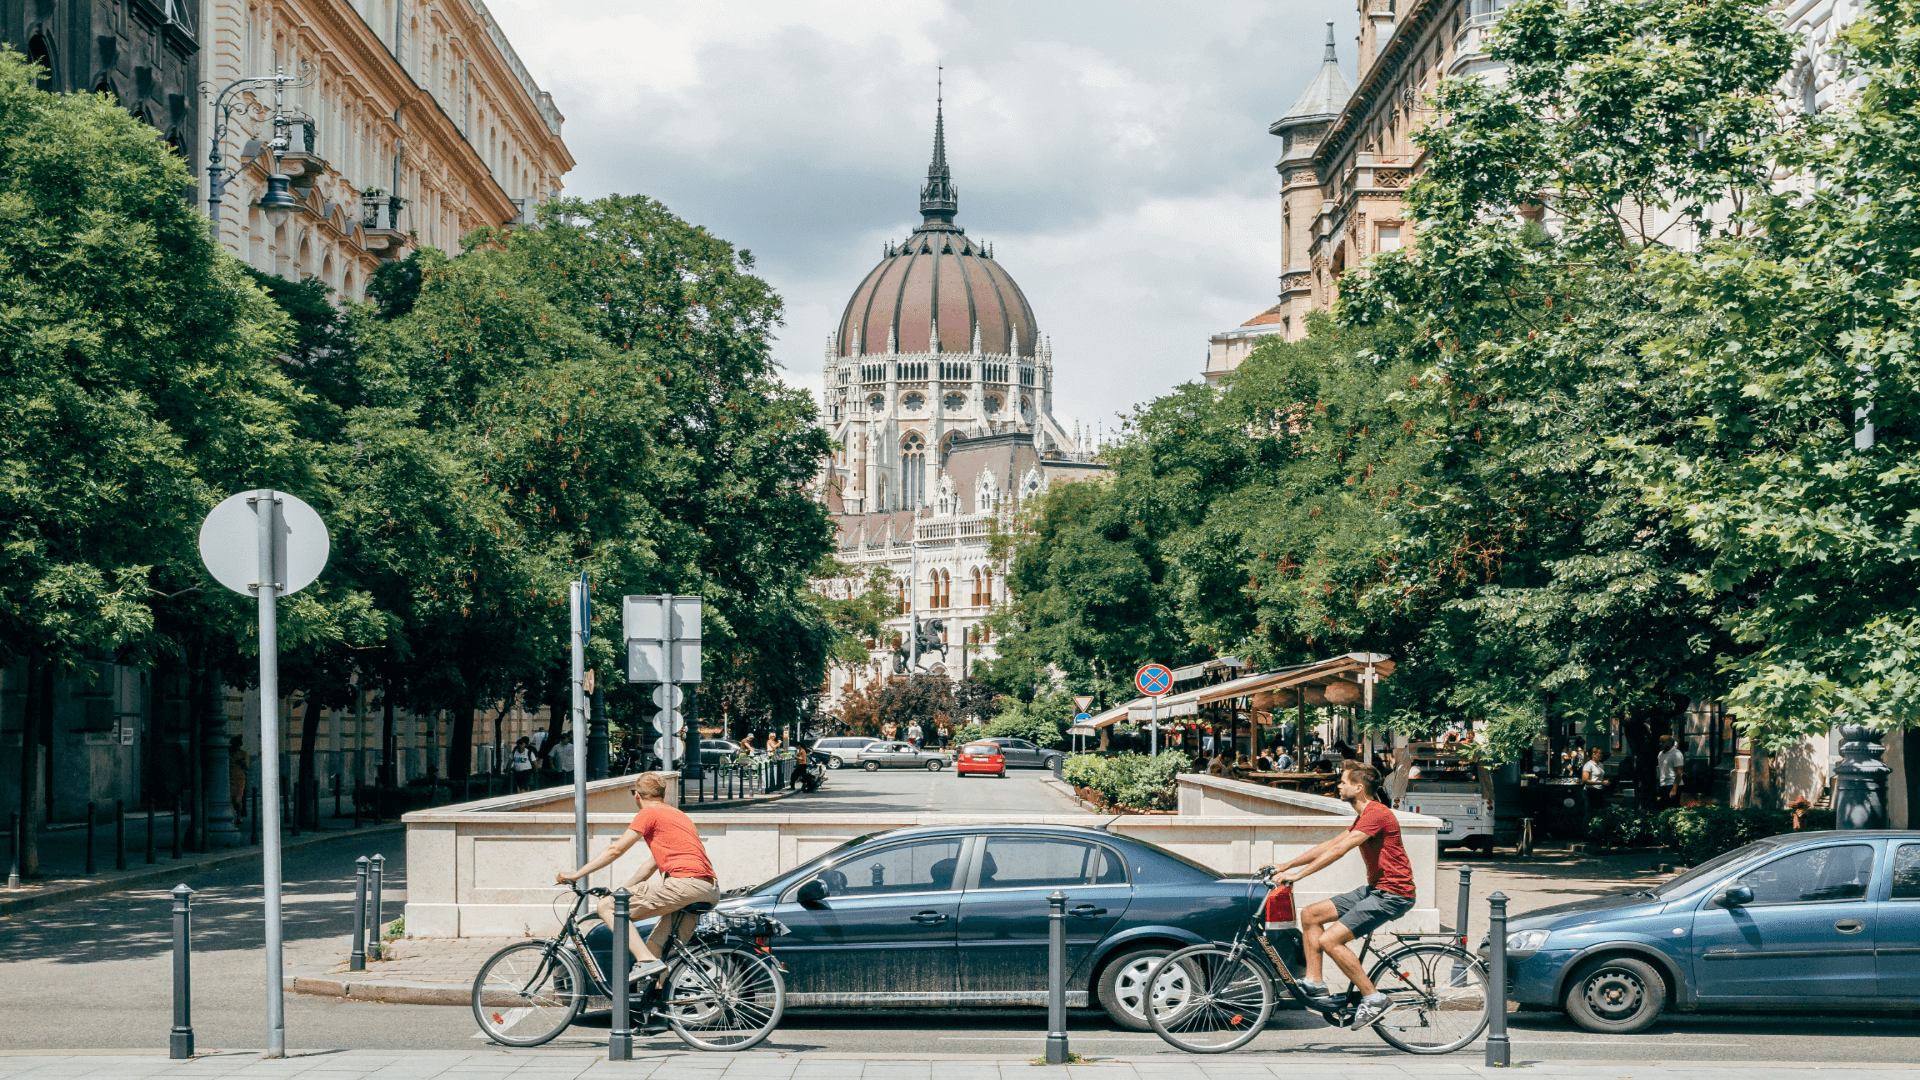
[1352,799,1415,898]
[629,803,716,881]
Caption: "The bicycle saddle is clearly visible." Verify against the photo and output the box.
[683,901,717,913]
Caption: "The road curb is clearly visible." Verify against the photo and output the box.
[0,822,403,917]
[290,975,470,1005]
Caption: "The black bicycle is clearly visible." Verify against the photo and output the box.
[471,879,787,1051]
[1146,868,1489,1054]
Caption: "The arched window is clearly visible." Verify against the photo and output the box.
[26,34,54,91]
[983,568,994,606]
[971,568,982,607]
[901,433,925,508]
[940,569,951,608]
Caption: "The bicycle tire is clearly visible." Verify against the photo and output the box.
[1144,944,1274,1054]
[662,943,787,1051]
[1366,942,1490,1054]
[471,940,586,1047]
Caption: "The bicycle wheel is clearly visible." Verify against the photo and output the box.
[471,941,586,1047]
[1367,942,1490,1054]
[662,944,787,1051]
[1145,945,1275,1054]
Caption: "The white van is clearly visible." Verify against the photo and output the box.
[810,736,880,769]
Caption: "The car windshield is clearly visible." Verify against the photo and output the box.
[725,833,877,897]
[1650,838,1783,897]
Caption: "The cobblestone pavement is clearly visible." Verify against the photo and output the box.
[0,1049,1913,1080]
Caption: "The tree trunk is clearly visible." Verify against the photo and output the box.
[297,694,320,829]
[448,703,477,803]
[16,653,45,876]
[1625,716,1660,810]
[381,693,397,788]
[542,689,567,767]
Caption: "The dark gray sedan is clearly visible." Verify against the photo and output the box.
[856,741,950,771]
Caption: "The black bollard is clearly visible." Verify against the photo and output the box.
[289,779,300,838]
[1045,890,1069,1064]
[610,888,633,1060]
[170,884,195,1059]
[352,782,362,829]
[369,853,385,955]
[116,800,126,871]
[250,786,260,846]
[350,856,369,971]
[1485,891,1511,1067]
[334,774,342,820]
[7,812,18,887]
[171,795,182,860]
[1456,866,1473,947]
[145,801,155,865]
[86,801,96,874]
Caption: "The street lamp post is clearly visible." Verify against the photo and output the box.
[200,64,313,241]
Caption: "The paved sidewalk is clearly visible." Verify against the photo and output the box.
[0,822,401,917]
[0,1050,1914,1080]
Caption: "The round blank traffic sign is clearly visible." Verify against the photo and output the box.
[655,714,686,737]
[653,735,683,763]
[198,489,330,597]
[651,684,684,709]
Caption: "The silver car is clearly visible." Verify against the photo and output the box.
[811,736,880,770]
[856,741,950,771]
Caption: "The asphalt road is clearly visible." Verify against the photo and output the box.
[7,787,1916,1063]
[720,760,1086,815]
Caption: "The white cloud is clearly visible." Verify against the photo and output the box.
[483,0,1344,424]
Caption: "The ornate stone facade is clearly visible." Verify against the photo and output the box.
[197,0,573,299]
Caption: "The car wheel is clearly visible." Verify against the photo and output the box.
[863,760,880,772]
[825,757,841,770]
[1098,947,1195,1032]
[925,759,943,771]
[1041,755,1061,771]
[1564,955,1666,1034]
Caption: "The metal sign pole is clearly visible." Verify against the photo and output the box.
[571,579,588,868]
[662,594,677,770]
[909,546,919,673]
[253,490,286,1058]
[1150,698,1158,757]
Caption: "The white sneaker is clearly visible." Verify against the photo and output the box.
[1349,993,1396,1030]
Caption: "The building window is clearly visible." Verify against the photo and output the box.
[971,568,982,607]
[902,434,925,508]
[1378,225,1401,252]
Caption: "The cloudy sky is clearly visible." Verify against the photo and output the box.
[484,0,1345,436]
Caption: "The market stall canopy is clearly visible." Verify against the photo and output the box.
[1127,653,1393,720]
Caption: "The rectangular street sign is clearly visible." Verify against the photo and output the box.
[624,595,702,642]
[628,639,702,684]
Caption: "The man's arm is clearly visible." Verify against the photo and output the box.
[1264,831,1350,875]
[1273,830,1370,886]
[556,829,642,885]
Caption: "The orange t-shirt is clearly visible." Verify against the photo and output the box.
[1352,799,1415,898]
[629,802,716,881]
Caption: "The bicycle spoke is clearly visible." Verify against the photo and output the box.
[1147,947,1274,1054]
[1368,943,1489,1054]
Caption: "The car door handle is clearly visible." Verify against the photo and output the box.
[1834,919,1865,934]
[910,911,950,924]
[1069,905,1107,918]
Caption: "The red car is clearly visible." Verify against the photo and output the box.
[955,742,1006,777]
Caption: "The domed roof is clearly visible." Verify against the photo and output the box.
[836,98,1040,359]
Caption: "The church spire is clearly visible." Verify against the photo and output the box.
[919,68,958,225]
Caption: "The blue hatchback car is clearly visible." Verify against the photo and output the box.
[599,823,1264,1030]
[1498,829,1920,1032]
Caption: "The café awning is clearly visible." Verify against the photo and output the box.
[1127,652,1394,720]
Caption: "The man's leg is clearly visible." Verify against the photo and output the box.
[1298,899,1338,984]
[1315,921,1375,997]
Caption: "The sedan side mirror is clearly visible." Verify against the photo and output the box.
[1718,884,1754,907]
[795,878,830,905]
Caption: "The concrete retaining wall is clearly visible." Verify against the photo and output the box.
[401,772,1441,938]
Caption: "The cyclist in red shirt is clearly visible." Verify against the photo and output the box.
[557,773,720,982]
[1261,762,1416,1030]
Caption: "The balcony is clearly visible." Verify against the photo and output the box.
[275,117,327,187]
[360,193,409,252]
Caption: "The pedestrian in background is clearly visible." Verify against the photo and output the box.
[907,721,923,749]
[1582,747,1610,814]
[553,732,575,778]
[228,736,249,820]
[1275,748,1295,772]
[510,737,535,792]
[1656,735,1685,807]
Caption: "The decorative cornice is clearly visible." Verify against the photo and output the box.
[1314,0,1445,174]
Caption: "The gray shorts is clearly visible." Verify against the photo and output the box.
[1330,885,1415,936]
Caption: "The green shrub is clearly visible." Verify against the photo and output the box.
[1584,804,1796,863]
[1064,750,1189,810]
[984,689,1073,748]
